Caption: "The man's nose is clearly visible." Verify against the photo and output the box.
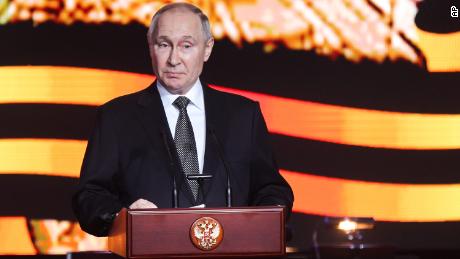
[167,47,180,66]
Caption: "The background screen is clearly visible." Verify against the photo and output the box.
[1,0,460,254]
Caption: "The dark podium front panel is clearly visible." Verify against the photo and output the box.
[108,206,285,258]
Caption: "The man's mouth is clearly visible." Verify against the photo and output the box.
[164,72,184,78]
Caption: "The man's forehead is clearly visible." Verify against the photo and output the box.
[157,9,200,26]
[154,10,203,39]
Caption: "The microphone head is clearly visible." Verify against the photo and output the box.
[186,174,213,180]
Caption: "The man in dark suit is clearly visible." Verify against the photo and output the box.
[72,2,293,237]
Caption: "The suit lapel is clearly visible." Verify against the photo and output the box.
[200,84,225,204]
[136,82,197,206]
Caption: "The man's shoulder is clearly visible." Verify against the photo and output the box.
[100,86,151,112]
[207,85,257,108]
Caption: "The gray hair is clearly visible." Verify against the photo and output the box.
[147,3,212,45]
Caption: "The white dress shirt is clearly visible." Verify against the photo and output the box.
[157,80,206,174]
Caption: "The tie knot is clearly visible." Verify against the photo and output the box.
[173,96,190,110]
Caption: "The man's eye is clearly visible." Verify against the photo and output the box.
[158,43,169,48]
[182,43,192,49]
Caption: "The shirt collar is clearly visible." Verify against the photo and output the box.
[157,79,204,111]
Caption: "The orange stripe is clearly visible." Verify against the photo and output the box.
[0,66,151,105]
[214,86,460,150]
[281,170,460,222]
[0,217,36,254]
[0,139,85,177]
[2,66,460,149]
[1,138,460,222]
[416,28,460,72]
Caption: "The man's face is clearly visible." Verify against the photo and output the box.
[149,10,214,94]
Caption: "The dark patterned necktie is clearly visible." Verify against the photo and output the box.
[173,96,200,200]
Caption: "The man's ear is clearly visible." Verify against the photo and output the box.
[204,38,214,62]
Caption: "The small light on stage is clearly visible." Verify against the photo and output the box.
[312,217,386,259]
[337,219,358,233]
[323,217,375,242]
[336,218,374,234]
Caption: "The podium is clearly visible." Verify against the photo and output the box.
[108,206,285,258]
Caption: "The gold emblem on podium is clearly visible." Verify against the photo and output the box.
[190,217,223,251]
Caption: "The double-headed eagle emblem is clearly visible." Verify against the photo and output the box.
[190,217,223,251]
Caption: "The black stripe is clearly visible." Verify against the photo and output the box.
[271,134,460,184]
[205,41,460,114]
[415,0,460,33]
[2,23,460,114]
[0,174,77,220]
[0,22,152,75]
[0,103,96,140]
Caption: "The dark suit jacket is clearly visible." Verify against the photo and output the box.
[72,82,294,236]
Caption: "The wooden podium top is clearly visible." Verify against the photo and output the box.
[108,206,286,258]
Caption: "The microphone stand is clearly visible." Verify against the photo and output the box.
[209,127,233,207]
[161,129,179,208]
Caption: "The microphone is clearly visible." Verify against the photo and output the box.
[186,174,213,203]
[160,129,178,208]
[186,174,213,180]
[208,126,233,207]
